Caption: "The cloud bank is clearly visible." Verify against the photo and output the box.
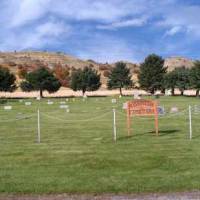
[0,0,200,62]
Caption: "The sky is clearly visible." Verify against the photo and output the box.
[0,0,200,63]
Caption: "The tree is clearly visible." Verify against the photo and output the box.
[70,66,101,95]
[138,54,166,94]
[107,62,133,95]
[20,67,61,98]
[174,67,190,95]
[190,61,200,96]
[163,71,177,96]
[0,66,16,92]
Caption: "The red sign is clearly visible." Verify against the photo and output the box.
[126,99,159,136]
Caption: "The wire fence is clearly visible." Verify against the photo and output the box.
[0,103,199,144]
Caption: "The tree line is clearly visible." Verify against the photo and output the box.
[0,53,200,97]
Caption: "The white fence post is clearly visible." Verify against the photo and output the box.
[37,109,41,143]
[113,109,117,142]
[189,105,192,140]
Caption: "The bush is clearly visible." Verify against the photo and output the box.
[103,70,110,77]
[99,65,110,71]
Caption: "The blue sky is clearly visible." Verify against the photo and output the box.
[0,0,200,63]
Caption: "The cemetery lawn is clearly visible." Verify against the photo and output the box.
[0,96,200,194]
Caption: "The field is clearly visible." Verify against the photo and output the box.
[0,96,200,194]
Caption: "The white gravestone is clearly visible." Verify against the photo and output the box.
[25,102,32,106]
[47,101,54,105]
[60,105,69,109]
[112,99,117,103]
[4,106,12,110]
[170,107,178,113]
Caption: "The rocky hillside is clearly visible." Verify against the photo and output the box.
[0,51,195,88]
[164,56,194,71]
[0,51,140,88]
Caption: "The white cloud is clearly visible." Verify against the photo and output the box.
[0,21,71,51]
[97,17,147,30]
[50,0,150,23]
[0,0,200,62]
[157,4,200,38]
[10,0,51,27]
[165,26,182,36]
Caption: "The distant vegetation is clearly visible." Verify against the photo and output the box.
[0,52,200,97]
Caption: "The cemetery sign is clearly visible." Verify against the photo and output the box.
[126,99,159,136]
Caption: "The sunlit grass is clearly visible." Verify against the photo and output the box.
[0,96,200,194]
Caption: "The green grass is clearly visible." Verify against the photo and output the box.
[0,96,200,194]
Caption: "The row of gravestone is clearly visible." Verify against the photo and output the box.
[3,103,70,112]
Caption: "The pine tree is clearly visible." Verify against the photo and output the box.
[190,61,200,96]
[20,67,61,98]
[107,62,133,95]
[70,66,101,95]
[0,66,16,92]
[139,54,166,94]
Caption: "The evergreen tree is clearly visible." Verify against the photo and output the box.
[174,67,190,95]
[163,71,177,96]
[0,66,16,92]
[138,54,166,94]
[190,61,200,96]
[107,62,133,95]
[20,67,61,98]
[70,66,101,95]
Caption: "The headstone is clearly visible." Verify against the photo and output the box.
[60,105,69,109]
[123,102,128,110]
[66,108,70,113]
[66,98,69,102]
[25,102,32,106]
[19,99,23,103]
[36,96,41,101]
[119,95,122,98]
[170,107,178,113]
[47,101,54,105]
[158,106,165,115]
[72,98,75,102]
[4,106,12,110]
[60,101,66,105]
[112,99,117,103]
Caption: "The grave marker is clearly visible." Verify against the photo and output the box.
[158,106,165,115]
[170,107,178,113]
[25,102,32,106]
[112,99,117,103]
[4,106,12,110]
[60,105,69,109]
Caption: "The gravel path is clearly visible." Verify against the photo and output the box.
[1,192,200,200]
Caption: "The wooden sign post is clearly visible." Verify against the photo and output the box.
[126,99,159,136]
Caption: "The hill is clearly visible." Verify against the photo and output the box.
[0,51,195,88]
[0,51,140,88]
[164,56,194,71]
